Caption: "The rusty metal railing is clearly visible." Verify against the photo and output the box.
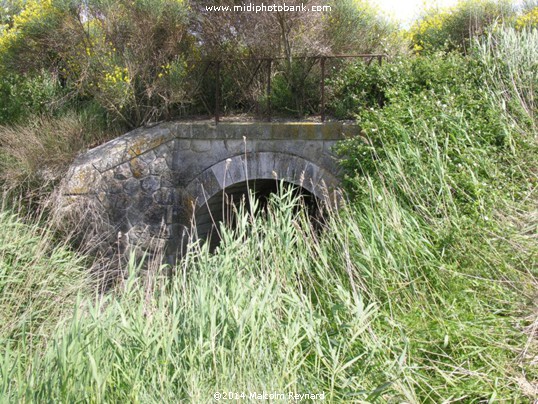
[182,54,386,124]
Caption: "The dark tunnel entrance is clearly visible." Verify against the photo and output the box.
[193,179,322,251]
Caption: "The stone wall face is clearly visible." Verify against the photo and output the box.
[57,122,359,262]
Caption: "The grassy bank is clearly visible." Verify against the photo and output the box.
[0,26,537,402]
[0,183,536,401]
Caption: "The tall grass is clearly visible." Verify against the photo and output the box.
[0,106,124,214]
[0,192,412,402]
[0,210,89,344]
[0,26,537,403]
[1,182,536,402]
[476,27,538,137]
[333,25,538,400]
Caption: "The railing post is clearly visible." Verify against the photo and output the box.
[320,56,326,122]
[267,58,272,121]
[215,61,221,124]
[199,54,383,123]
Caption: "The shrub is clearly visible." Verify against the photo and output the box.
[269,59,322,117]
[0,0,194,128]
[0,71,65,125]
[75,0,193,126]
[325,0,402,55]
[515,5,538,29]
[0,0,67,73]
[334,50,531,218]
[326,60,390,119]
[408,0,516,54]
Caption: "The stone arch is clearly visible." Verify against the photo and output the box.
[185,152,340,209]
[183,152,341,248]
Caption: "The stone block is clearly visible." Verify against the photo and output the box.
[188,169,222,208]
[125,207,142,227]
[144,204,168,224]
[171,123,192,139]
[176,139,191,151]
[137,150,156,165]
[191,123,217,139]
[63,165,101,195]
[153,187,173,205]
[110,192,131,209]
[323,140,339,156]
[149,157,167,175]
[224,156,247,186]
[114,163,132,180]
[108,180,125,195]
[129,157,150,179]
[141,175,160,193]
[123,178,140,194]
[254,152,276,180]
[224,139,250,155]
[160,171,176,188]
[191,140,212,153]
[137,193,155,212]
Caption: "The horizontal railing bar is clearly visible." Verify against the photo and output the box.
[184,54,387,63]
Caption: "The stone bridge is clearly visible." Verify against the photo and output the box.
[58,121,360,261]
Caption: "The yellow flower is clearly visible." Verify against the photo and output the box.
[516,7,538,30]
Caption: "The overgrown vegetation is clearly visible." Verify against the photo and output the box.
[407,0,517,54]
[0,0,537,402]
[329,25,538,399]
[0,183,536,401]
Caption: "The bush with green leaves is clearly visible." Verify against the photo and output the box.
[268,59,323,117]
[0,71,64,125]
[334,47,535,219]
[407,0,516,54]
[325,0,403,55]
[0,0,193,128]
[326,61,390,119]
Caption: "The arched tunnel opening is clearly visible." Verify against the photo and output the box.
[193,179,322,251]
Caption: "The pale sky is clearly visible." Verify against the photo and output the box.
[374,0,460,24]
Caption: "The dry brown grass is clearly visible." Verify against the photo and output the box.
[0,112,115,209]
[0,112,126,289]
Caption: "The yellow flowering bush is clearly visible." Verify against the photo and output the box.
[0,0,72,84]
[0,0,58,55]
[407,0,515,54]
[515,7,538,30]
[407,10,452,54]
[0,0,193,127]
[11,0,54,26]
[79,0,192,125]
[98,65,133,111]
